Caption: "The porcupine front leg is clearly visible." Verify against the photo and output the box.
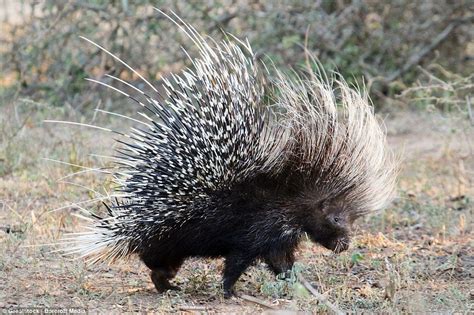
[265,249,295,278]
[222,253,256,298]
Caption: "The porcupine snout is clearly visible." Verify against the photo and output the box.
[317,234,350,254]
[331,236,350,254]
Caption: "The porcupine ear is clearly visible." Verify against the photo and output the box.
[317,198,342,217]
[319,200,331,215]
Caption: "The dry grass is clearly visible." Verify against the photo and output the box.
[0,97,472,313]
[1,2,472,312]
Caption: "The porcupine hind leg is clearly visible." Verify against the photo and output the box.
[150,265,181,292]
[222,253,256,298]
[143,256,183,292]
[264,249,295,279]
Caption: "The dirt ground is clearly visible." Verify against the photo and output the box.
[0,106,473,313]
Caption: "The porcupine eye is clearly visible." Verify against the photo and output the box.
[328,213,341,225]
[329,214,345,228]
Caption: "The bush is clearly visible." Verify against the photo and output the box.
[1,0,472,109]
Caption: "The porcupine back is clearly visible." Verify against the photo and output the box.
[63,13,289,263]
[62,11,396,264]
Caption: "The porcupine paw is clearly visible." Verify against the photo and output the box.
[153,282,181,293]
[276,270,293,280]
[223,288,236,299]
[150,270,180,293]
[164,284,181,292]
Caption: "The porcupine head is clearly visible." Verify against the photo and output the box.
[267,65,397,254]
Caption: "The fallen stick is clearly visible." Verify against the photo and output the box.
[296,273,344,315]
[467,96,473,126]
[178,305,208,311]
[240,294,277,310]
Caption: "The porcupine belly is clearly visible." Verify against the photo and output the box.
[139,196,300,295]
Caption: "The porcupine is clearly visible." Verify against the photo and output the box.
[60,10,397,298]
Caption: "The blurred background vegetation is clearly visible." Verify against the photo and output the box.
[1,0,472,112]
[1,1,473,312]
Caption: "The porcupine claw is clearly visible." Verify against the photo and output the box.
[223,288,236,299]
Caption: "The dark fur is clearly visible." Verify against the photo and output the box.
[137,173,353,297]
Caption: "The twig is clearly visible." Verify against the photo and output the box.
[296,273,344,315]
[178,305,208,311]
[0,225,24,234]
[68,0,107,13]
[208,12,237,32]
[384,18,468,82]
[467,96,473,126]
[240,294,277,310]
